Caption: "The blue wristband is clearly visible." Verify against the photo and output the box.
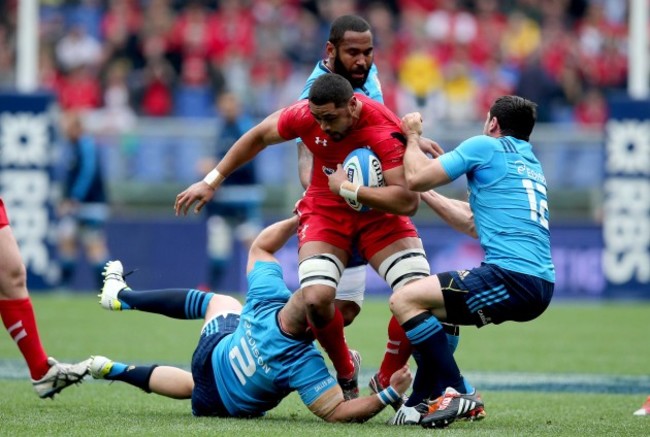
[377,386,400,405]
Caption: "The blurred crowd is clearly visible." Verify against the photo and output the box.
[0,0,631,132]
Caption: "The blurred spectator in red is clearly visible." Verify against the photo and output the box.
[580,36,627,90]
[397,0,438,13]
[168,1,213,60]
[425,0,478,66]
[209,0,256,66]
[574,87,608,128]
[56,65,102,111]
[470,0,507,67]
[138,58,175,117]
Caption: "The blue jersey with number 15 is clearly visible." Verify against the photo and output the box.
[438,135,555,283]
[211,262,337,417]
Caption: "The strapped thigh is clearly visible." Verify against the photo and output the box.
[299,253,345,289]
[377,248,430,291]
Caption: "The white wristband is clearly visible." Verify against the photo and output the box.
[376,386,400,406]
[339,181,360,202]
[203,169,225,189]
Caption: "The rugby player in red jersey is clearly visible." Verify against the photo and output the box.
[175,74,431,400]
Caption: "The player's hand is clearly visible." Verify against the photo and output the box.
[418,137,444,158]
[327,164,349,195]
[174,181,215,216]
[389,365,412,396]
[401,112,423,136]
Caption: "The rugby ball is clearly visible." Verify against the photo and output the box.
[342,147,385,212]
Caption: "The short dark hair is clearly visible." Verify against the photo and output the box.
[328,15,371,47]
[489,95,537,141]
[308,74,354,107]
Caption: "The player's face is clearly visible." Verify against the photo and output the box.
[331,31,374,89]
[309,100,355,141]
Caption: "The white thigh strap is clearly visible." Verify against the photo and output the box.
[299,253,345,290]
[378,248,430,291]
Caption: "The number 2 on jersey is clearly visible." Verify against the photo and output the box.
[229,338,256,385]
[522,179,549,229]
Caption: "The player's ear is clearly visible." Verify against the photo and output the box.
[348,96,358,115]
[488,115,500,135]
[325,41,336,59]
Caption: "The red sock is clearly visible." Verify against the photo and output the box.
[310,308,354,379]
[377,315,412,387]
[0,298,49,379]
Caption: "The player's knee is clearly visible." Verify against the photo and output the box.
[378,248,430,292]
[0,262,27,298]
[302,284,336,311]
[388,290,408,319]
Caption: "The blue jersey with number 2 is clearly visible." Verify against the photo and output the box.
[438,135,555,282]
[211,261,337,416]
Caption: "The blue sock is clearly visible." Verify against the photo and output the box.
[118,288,214,319]
[106,362,128,378]
[107,362,158,393]
[403,313,464,406]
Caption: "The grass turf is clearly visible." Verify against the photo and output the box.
[0,294,648,436]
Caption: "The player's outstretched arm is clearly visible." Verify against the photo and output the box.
[174,110,287,216]
[309,365,412,423]
[247,215,300,273]
[420,190,477,238]
[401,113,450,191]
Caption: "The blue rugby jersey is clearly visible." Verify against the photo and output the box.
[438,135,555,282]
[211,261,337,416]
[299,60,383,102]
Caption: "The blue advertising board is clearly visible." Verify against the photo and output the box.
[604,96,650,299]
[0,92,59,288]
[67,219,613,300]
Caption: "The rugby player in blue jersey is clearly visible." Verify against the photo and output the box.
[386,95,555,428]
[88,214,411,421]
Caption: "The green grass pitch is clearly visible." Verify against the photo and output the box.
[1,293,649,436]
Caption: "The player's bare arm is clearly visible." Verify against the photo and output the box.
[308,365,412,422]
[401,112,450,191]
[174,110,286,216]
[420,190,477,238]
[327,164,419,216]
[247,215,300,272]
